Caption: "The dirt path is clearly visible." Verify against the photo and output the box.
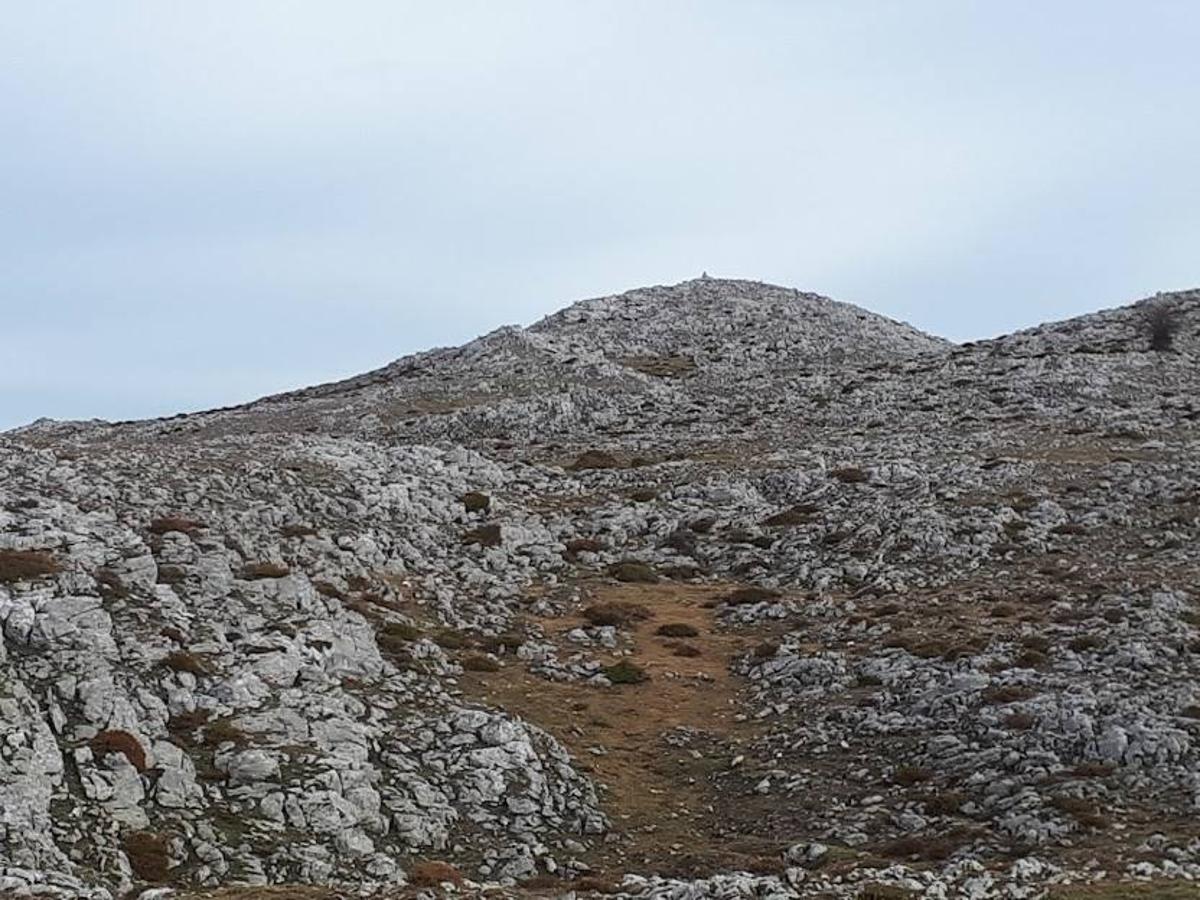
[459,581,782,878]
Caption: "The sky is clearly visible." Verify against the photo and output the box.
[4,2,1200,430]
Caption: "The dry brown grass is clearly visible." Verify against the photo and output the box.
[149,516,205,535]
[0,549,62,583]
[608,560,657,583]
[123,830,171,882]
[90,730,148,772]
[163,650,212,676]
[408,860,465,887]
[240,561,290,579]
[584,601,653,628]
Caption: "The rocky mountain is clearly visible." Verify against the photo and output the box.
[2,278,1199,899]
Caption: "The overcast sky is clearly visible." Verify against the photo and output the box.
[4,2,1200,430]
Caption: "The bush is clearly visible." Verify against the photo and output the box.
[1143,301,1180,352]
[409,860,465,887]
[240,561,290,579]
[725,586,781,606]
[461,491,491,512]
[90,730,148,772]
[461,653,501,673]
[463,524,502,547]
[583,602,652,628]
[607,561,657,583]
[655,622,699,638]
[148,516,204,536]
[280,524,317,538]
[569,450,621,471]
[123,831,171,883]
[602,660,649,684]
[203,718,248,748]
[0,549,62,583]
[163,650,211,676]
[831,466,870,484]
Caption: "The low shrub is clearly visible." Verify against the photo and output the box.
[0,549,62,583]
[569,450,621,471]
[409,860,465,887]
[280,524,317,538]
[203,718,248,748]
[90,730,148,772]
[1143,300,1180,352]
[240,561,290,579]
[655,622,699,638]
[461,653,501,673]
[463,524,502,547]
[123,830,171,883]
[148,516,204,536]
[583,602,652,628]
[163,650,211,676]
[607,561,657,583]
[461,491,491,512]
[831,466,870,484]
[602,660,649,684]
[725,586,781,606]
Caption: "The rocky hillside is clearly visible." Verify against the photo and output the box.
[2,278,1199,899]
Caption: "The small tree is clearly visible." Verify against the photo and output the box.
[1143,300,1179,352]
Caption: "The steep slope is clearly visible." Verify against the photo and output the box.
[2,281,1200,899]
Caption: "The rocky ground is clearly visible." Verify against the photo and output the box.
[2,278,1199,899]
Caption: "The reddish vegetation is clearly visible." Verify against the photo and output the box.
[90,730,148,772]
[0,549,62,583]
[408,860,464,887]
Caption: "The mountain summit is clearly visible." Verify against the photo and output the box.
[1,282,1199,898]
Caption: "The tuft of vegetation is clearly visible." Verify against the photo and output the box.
[461,653,501,673]
[163,650,212,677]
[240,561,290,579]
[93,567,128,599]
[564,537,604,559]
[893,765,933,786]
[280,524,317,538]
[982,684,1037,705]
[655,622,700,638]
[148,516,205,536]
[583,601,652,628]
[203,718,249,748]
[622,354,697,378]
[760,505,818,527]
[0,549,62,584]
[463,524,502,547]
[569,449,621,471]
[89,730,148,772]
[461,491,491,512]
[602,660,649,684]
[123,831,171,883]
[724,585,781,606]
[628,488,658,503]
[607,560,657,583]
[1051,794,1110,829]
[1143,300,1180,352]
[831,466,870,484]
[753,640,780,659]
[408,860,465,887]
[377,621,423,655]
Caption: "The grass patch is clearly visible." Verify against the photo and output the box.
[90,730,148,772]
[0,549,62,583]
[583,601,653,628]
[240,561,290,579]
[602,660,649,684]
[148,516,204,535]
[607,561,657,583]
[461,491,491,512]
[655,622,700,638]
[123,830,171,883]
